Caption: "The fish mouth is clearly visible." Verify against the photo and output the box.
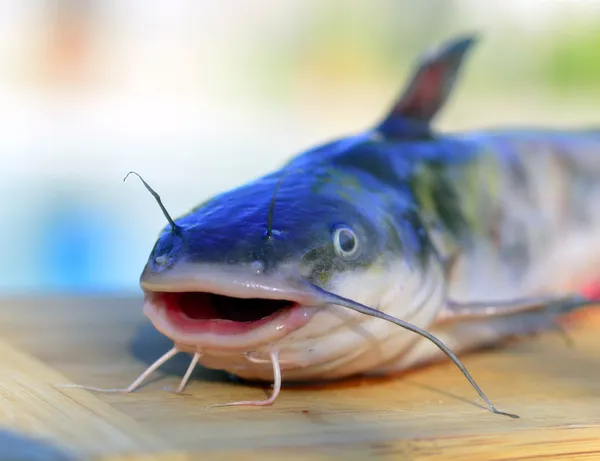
[140,266,321,351]
[151,291,297,334]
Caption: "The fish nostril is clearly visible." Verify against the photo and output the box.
[149,235,182,271]
[154,255,170,267]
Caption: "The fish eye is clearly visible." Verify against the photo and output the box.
[332,226,359,258]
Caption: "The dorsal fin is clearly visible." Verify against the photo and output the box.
[377,34,478,139]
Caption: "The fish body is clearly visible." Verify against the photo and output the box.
[112,34,600,410]
[143,128,600,382]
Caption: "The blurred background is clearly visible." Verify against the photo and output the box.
[1,0,599,295]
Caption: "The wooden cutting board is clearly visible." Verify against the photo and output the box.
[0,295,599,461]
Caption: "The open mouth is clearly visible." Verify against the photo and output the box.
[148,291,300,335]
[139,268,323,348]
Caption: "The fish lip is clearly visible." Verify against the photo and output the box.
[139,266,323,352]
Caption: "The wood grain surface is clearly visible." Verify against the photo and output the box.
[0,295,599,461]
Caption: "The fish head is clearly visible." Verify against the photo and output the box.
[138,159,430,359]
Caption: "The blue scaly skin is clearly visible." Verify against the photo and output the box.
[75,34,600,417]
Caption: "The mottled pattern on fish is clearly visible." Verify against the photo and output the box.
[412,130,600,299]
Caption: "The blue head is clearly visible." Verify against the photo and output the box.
[139,160,409,291]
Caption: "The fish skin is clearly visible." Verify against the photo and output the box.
[137,33,600,383]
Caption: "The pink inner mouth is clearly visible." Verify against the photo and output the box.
[155,291,298,335]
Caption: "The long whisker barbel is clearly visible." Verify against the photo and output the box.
[313,284,519,419]
[124,171,181,235]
